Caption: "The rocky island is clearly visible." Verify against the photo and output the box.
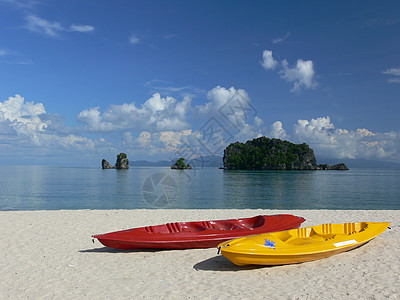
[171,158,192,169]
[102,153,129,169]
[223,137,348,170]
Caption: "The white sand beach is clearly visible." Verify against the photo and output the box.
[0,209,399,299]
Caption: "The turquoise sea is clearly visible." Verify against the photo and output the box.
[1,165,399,210]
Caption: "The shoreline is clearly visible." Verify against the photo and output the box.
[1,209,399,299]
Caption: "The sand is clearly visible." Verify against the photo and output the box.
[0,209,399,299]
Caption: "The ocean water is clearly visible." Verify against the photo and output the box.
[0,165,399,210]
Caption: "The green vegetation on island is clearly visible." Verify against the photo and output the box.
[171,158,192,169]
[223,137,348,170]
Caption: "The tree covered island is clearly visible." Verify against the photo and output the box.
[223,137,348,170]
[171,157,192,169]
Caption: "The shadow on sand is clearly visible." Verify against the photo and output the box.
[79,247,173,254]
[193,255,271,272]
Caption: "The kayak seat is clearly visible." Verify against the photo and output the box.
[237,215,265,229]
[209,221,237,231]
[180,223,208,232]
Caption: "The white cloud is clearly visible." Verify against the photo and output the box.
[293,116,400,162]
[26,15,63,37]
[136,131,151,148]
[382,67,400,84]
[124,129,194,157]
[388,78,400,84]
[198,86,254,129]
[78,85,263,158]
[233,122,264,143]
[260,50,278,70]
[261,50,317,92]
[159,130,192,148]
[4,93,399,164]
[0,49,32,65]
[280,59,317,92]
[129,34,140,45]
[0,0,39,9]
[195,86,265,149]
[78,93,191,133]
[25,15,95,38]
[272,32,291,44]
[118,86,264,157]
[145,79,206,98]
[0,94,49,138]
[0,95,104,152]
[382,67,400,76]
[69,24,95,33]
[270,121,287,139]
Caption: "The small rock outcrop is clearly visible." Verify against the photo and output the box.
[116,153,129,169]
[102,153,129,169]
[171,158,192,169]
[316,163,349,170]
[102,159,115,169]
[223,137,348,170]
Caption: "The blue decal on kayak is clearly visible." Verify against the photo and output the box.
[264,239,276,249]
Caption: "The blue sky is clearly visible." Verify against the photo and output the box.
[0,0,399,166]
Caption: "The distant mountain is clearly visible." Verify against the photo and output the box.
[317,158,400,169]
[133,156,223,167]
[193,155,223,167]
[133,160,172,167]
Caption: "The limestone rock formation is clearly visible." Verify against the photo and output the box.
[102,153,129,169]
[102,159,115,169]
[223,137,348,171]
[115,153,129,169]
[316,163,349,170]
[171,158,192,169]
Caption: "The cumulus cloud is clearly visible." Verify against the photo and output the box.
[293,116,400,162]
[261,50,317,92]
[119,86,264,157]
[135,131,152,148]
[280,59,317,92]
[197,86,256,130]
[260,50,278,70]
[0,94,103,151]
[194,86,265,152]
[2,93,400,163]
[382,67,400,84]
[159,130,192,148]
[78,93,191,133]
[270,121,287,139]
[122,129,194,156]
[0,94,49,140]
[25,15,95,37]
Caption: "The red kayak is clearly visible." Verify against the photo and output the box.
[92,214,305,250]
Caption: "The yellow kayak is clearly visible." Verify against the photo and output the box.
[218,222,390,266]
